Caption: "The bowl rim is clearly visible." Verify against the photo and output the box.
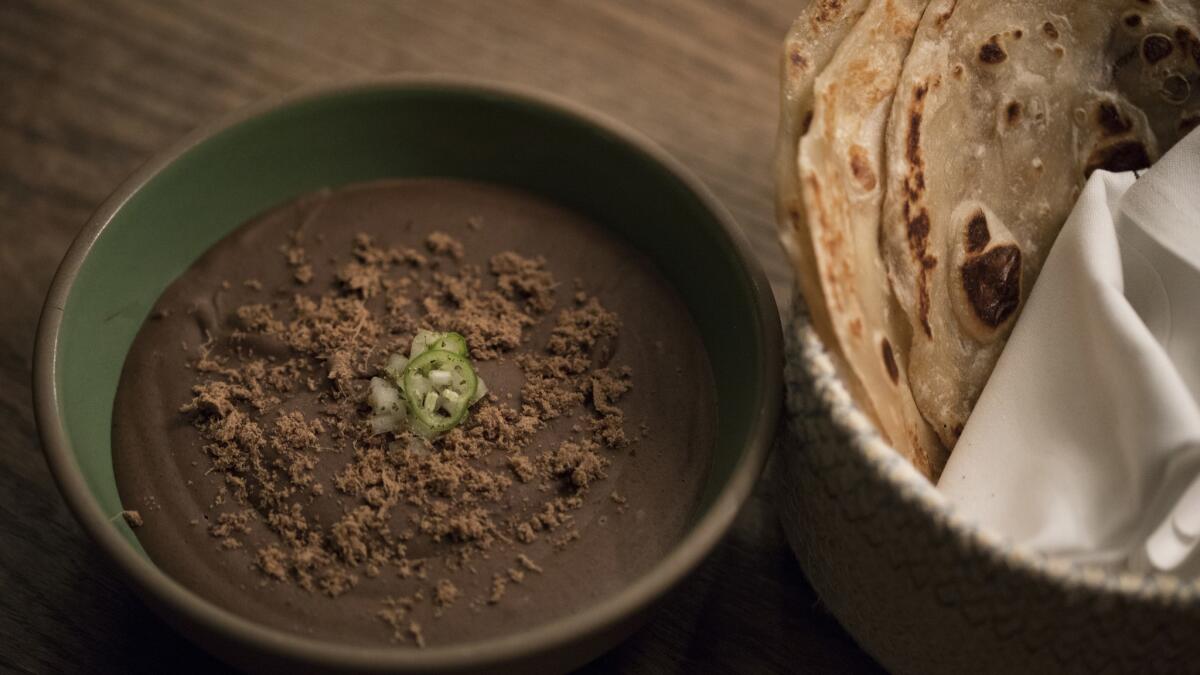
[33,75,783,670]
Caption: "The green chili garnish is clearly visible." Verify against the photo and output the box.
[369,331,486,438]
[402,348,478,437]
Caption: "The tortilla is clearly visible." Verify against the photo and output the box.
[775,0,872,395]
[799,0,945,477]
[881,0,1200,446]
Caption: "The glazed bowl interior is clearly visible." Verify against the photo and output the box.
[36,79,780,670]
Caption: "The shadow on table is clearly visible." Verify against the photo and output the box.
[74,560,233,674]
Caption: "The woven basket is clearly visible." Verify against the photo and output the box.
[776,294,1200,674]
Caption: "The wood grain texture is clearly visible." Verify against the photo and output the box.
[0,0,880,672]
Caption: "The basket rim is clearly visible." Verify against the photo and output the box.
[783,293,1200,608]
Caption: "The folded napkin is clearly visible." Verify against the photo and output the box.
[939,128,1200,575]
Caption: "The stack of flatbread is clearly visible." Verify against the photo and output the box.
[777,0,1200,480]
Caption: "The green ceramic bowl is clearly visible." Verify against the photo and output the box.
[34,78,781,673]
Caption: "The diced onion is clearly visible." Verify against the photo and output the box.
[408,373,432,401]
[409,329,438,359]
[429,369,452,387]
[422,391,439,413]
[369,413,404,435]
[440,389,463,415]
[383,353,409,383]
[368,377,402,413]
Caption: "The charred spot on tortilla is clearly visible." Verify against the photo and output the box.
[1097,101,1132,136]
[1176,27,1200,66]
[849,318,863,338]
[790,46,808,70]
[1162,74,1191,104]
[905,85,927,179]
[961,245,1022,329]
[979,35,1007,64]
[934,0,959,29]
[1043,21,1059,39]
[1142,34,1174,63]
[965,211,990,253]
[849,145,877,191]
[1113,47,1139,71]
[901,83,935,339]
[813,0,856,24]
[906,211,932,261]
[904,139,925,199]
[908,209,936,338]
[1124,13,1143,29]
[881,338,900,385]
[1085,139,1152,176]
[1004,100,1022,127]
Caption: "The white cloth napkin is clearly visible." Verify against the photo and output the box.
[938,128,1200,575]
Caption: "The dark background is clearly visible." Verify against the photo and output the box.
[0,1,880,671]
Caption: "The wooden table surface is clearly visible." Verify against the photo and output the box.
[0,1,882,672]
